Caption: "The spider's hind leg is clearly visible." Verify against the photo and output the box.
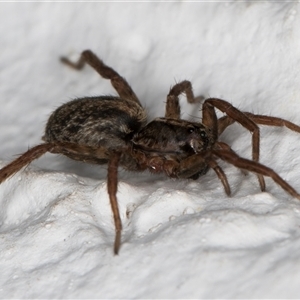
[60,50,142,106]
[107,152,122,255]
[0,143,54,184]
[47,141,123,255]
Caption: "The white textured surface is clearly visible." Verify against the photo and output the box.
[1,2,300,298]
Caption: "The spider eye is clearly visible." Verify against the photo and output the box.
[188,126,195,133]
[200,131,207,138]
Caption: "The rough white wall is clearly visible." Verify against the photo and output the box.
[1,2,300,298]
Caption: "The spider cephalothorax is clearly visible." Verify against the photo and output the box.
[1,50,300,254]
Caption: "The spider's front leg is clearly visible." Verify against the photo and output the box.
[170,154,231,196]
[165,80,204,119]
[213,142,300,200]
[202,98,266,192]
[217,113,300,137]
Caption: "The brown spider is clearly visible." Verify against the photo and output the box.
[1,50,300,254]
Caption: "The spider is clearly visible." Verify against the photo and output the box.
[1,50,300,254]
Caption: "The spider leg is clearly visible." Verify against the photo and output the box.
[61,50,142,106]
[107,152,122,255]
[0,143,54,183]
[217,115,235,136]
[213,142,300,200]
[49,141,123,255]
[218,113,300,136]
[206,157,231,196]
[245,113,300,133]
[172,153,207,179]
[203,98,265,192]
[171,153,231,196]
[165,80,204,119]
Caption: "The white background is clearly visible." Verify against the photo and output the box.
[1,2,300,298]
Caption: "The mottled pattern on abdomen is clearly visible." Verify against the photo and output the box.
[44,96,147,151]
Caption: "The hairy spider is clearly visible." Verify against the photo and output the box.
[1,50,300,254]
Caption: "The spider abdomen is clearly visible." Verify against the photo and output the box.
[43,96,147,151]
